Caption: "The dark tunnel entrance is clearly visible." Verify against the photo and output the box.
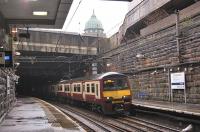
[15,52,96,97]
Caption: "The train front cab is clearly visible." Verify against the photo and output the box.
[100,74,132,114]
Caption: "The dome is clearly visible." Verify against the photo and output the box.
[84,11,104,32]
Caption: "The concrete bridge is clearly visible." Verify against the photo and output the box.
[13,42,97,55]
[14,30,98,55]
[13,29,108,95]
[119,0,197,41]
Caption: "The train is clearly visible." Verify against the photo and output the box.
[48,72,132,114]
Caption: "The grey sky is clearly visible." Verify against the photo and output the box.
[63,0,128,37]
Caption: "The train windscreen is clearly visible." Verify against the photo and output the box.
[103,78,128,90]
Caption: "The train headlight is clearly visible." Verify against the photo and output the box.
[105,97,112,103]
[122,96,131,102]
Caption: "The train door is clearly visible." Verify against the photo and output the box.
[82,82,86,101]
[95,81,100,99]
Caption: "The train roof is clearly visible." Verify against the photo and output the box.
[59,72,127,84]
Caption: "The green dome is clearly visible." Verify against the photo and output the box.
[84,11,104,32]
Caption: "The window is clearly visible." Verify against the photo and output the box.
[87,84,90,93]
[96,84,99,96]
[74,84,77,92]
[73,84,81,92]
[64,85,70,91]
[103,78,128,90]
[77,84,81,92]
[91,83,95,93]
[68,85,70,91]
[59,85,62,91]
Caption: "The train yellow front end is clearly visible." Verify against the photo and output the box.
[100,74,132,114]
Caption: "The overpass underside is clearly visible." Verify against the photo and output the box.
[16,51,96,96]
[13,29,100,96]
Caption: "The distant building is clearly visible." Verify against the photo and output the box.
[84,10,106,37]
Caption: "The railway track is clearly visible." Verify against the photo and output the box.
[52,102,181,132]
[55,104,132,132]
[117,116,180,132]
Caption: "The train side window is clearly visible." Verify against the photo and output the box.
[59,85,62,91]
[96,84,98,96]
[77,84,81,92]
[64,85,69,91]
[87,84,90,93]
[74,84,77,92]
[91,83,95,93]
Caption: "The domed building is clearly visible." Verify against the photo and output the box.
[84,10,106,37]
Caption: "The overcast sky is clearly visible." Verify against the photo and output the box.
[62,0,129,37]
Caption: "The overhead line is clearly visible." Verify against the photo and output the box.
[65,0,83,30]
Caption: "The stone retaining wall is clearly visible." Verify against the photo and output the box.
[0,68,16,121]
[101,4,200,103]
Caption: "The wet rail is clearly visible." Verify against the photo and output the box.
[55,104,132,132]
[51,102,181,132]
[117,116,180,132]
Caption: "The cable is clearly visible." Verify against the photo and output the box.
[106,21,123,36]
[65,0,83,30]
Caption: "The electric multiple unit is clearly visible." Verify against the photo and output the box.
[51,72,132,114]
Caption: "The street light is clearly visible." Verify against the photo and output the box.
[14,62,20,66]
[136,53,144,59]
[15,52,21,56]
[14,62,20,69]
[106,63,111,67]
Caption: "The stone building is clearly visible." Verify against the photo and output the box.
[84,11,106,38]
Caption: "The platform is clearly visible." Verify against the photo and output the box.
[0,97,83,132]
[132,99,200,117]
